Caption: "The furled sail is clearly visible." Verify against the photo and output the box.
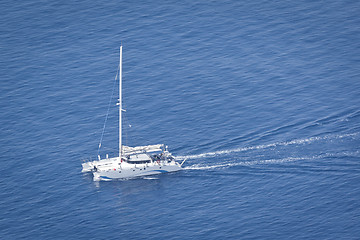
[122,144,164,154]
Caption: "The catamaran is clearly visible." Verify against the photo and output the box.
[82,46,185,181]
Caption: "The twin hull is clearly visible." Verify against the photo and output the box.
[93,163,181,181]
[82,156,182,181]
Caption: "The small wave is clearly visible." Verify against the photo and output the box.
[176,132,358,160]
[143,177,159,180]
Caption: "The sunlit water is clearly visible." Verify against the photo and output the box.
[1,0,359,239]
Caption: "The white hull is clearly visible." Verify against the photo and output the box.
[82,158,117,173]
[82,149,184,181]
[92,160,182,181]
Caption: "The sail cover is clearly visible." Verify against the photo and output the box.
[122,144,164,154]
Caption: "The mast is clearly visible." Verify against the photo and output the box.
[119,46,122,160]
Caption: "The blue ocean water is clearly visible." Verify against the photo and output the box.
[1,0,359,239]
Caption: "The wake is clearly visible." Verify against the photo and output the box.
[184,157,308,170]
[175,132,358,161]
[183,151,359,170]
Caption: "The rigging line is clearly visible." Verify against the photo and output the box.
[123,110,131,147]
[97,65,120,156]
[121,101,131,147]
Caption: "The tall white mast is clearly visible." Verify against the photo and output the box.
[119,46,123,160]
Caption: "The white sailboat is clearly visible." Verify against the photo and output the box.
[82,46,185,181]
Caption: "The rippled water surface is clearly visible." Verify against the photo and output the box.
[1,0,359,239]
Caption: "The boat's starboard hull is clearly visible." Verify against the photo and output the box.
[93,164,181,181]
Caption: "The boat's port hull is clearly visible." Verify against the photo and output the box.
[82,158,119,173]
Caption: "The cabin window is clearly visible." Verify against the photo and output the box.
[128,160,151,164]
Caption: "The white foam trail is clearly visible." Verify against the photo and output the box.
[175,132,358,160]
[183,150,360,171]
[184,157,308,170]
